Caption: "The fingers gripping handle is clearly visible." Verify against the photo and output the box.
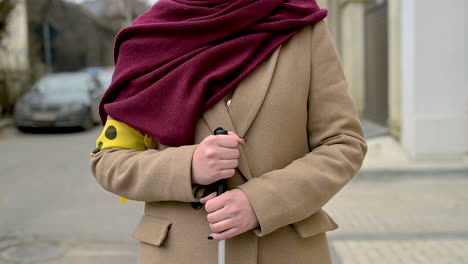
[213,127,228,196]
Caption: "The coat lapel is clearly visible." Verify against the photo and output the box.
[202,44,281,180]
[228,45,281,137]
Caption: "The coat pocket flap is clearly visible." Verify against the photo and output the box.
[292,209,338,238]
[132,215,172,246]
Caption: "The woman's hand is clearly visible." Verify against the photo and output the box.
[191,131,244,185]
[200,189,259,241]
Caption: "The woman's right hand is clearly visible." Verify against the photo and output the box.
[191,131,245,185]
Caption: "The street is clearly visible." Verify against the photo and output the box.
[0,126,141,263]
[0,127,467,263]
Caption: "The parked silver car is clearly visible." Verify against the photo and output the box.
[14,72,104,130]
[91,68,113,123]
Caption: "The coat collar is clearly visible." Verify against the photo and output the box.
[201,45,281,180]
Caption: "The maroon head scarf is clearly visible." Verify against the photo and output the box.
[100,0,327,147]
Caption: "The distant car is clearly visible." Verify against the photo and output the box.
[80,67,114,88]
[14,72,104,130]
[95,68,114,89]
[90,68,114,123]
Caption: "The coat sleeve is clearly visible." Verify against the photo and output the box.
[237,21,367,237]
[90,118,198,203]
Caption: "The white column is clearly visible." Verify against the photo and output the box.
[388,0,401,138]
[340,2,365,117]
[401,0,468,160]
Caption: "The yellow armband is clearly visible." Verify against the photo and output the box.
[91,119,157,203]
[90,119,148,156]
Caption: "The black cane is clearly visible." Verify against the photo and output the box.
[213,127,228,264]
[213,127,228,196]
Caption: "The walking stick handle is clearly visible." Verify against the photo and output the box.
[213,127,228,196]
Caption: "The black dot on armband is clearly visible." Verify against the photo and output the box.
[92,142,103,154]
[105,125,117,140]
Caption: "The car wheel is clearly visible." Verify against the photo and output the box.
[17,126,30,133]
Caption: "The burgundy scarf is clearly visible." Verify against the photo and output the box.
[100,0,327,147]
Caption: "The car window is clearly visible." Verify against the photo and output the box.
[97,70,114,90]
[88,78,98,91]
[36,75,91,93]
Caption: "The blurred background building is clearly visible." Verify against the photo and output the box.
[79,0,149,29]
[0,0,150,118]
[26,0,119,76]
[0,0,29,116]
[317,0,468,161]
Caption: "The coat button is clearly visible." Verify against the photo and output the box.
[191,202,203,210]
[226,99,232,107]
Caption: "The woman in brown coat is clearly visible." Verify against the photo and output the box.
[90,0,367,263]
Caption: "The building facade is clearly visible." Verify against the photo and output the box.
[317,0,468,160]
[0,0,29,115]
[26,0,117,75]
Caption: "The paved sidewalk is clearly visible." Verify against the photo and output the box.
[0,118,13,128]
[362,135,468,171]
[0,118,13,135]
[325,173,468,264]
[327,130,468,263]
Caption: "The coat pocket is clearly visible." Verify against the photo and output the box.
[292,209,338,238]
[132,215,172,246]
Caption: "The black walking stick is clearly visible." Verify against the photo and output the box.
[213,127,228,264]
[214,127,229,196]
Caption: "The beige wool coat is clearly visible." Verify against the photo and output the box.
[91,20,367,264]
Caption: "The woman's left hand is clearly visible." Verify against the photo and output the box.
[200,189,259,241]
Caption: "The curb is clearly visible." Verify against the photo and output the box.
[357,166,468,179]
[0,118,14,130]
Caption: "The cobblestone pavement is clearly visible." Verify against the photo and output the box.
[324,174,468,264]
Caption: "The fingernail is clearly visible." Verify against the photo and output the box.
[207,236,213,240]
[239,137,247,142]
